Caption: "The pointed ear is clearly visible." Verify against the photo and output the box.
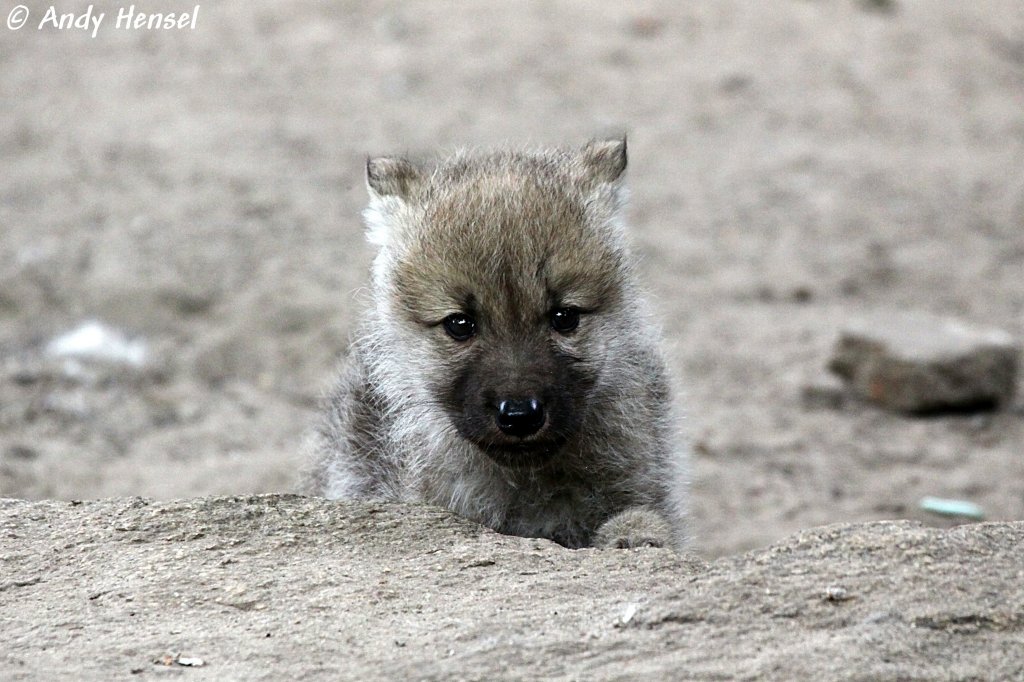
[580,136,627,184]
[363,156,425,248]
[365,156,424,200]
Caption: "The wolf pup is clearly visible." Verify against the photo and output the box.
[303,138,688,550]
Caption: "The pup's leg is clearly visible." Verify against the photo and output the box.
[594,506,674,549]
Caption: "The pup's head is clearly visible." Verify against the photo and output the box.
[363,139,636,469]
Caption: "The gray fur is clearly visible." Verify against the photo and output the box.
[302,139,689,550]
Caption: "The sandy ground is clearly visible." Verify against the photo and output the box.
[2,0,1024,561]
[3,496,1023,680]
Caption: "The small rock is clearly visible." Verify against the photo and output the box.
[153,653,205,668]
[616,603,639,627]
[46,321,147,368]
[823,586,853,602]
[828,311,1020,413]
[461,558,496,569]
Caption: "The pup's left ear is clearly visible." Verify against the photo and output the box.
[579,136,627,185]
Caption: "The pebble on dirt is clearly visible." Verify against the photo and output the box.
[46,321,148,368]
[828,311,1020,414]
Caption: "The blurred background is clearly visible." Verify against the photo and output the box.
[1,0,1022,557]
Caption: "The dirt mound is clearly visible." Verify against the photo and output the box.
[3,495,1021,680]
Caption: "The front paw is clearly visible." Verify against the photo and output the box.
[594,507,673,549]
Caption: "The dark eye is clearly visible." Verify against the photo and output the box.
[443,313,476,341]
[550,308,580,334]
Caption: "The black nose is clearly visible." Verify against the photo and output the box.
[496,398,545,437]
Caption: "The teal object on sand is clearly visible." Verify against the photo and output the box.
[919,496,986,520]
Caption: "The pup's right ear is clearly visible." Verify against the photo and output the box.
[365,156,424,201]
[363,155,425,248]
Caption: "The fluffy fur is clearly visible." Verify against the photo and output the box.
[302,139,689,550]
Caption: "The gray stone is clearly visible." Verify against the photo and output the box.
[829,311,1020,413]
[2,495,1023,680]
